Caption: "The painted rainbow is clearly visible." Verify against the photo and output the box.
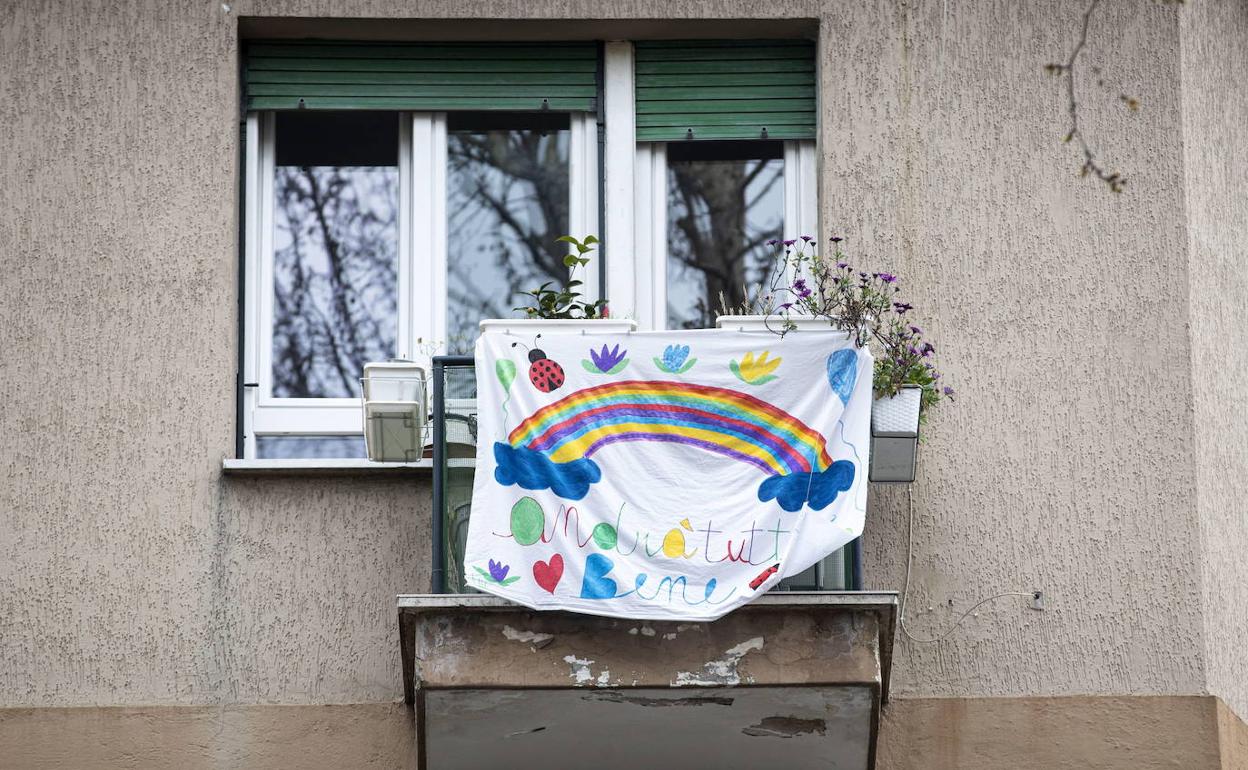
[507,380,833,476]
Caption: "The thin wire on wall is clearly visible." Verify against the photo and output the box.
[899,485,1036,645]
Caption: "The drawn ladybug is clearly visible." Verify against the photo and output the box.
[749,563,780,591]
[513,336,565,393]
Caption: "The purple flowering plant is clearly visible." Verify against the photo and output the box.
[760,236,953,416]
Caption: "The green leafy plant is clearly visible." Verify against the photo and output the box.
[515,235,610,320]
[753,236,954,416]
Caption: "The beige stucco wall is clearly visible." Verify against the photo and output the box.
[1180,0,1248,725]
[0,0,1244,751]
[825,0,1208,700]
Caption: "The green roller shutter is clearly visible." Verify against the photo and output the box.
[244,41,598,112]
[634,40,816,142]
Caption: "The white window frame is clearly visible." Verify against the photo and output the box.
[242,111,599,457]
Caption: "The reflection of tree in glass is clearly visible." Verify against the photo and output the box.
[446,130,569,354]
[667,159,784,329]
[272,166,398,398]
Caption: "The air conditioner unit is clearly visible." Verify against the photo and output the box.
[362,360,427,463]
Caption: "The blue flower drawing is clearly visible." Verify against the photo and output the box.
[654,344,696,374]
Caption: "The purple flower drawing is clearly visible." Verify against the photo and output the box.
[475,559,521,587]
[582,344,629,375]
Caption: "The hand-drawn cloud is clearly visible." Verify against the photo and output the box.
[757,461,856,512]
[493,443,602,501]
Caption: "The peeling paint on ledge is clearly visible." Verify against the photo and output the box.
[673,636,764,687]
[742,716,828,738]
[562,655,595,685]
[502,625,555,649]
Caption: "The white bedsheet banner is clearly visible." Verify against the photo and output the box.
[464,328,873,621]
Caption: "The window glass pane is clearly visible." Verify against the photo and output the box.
[446,113,571,355]
[272,112,400,398]
[256,435,367,459]
[665,141,784,329]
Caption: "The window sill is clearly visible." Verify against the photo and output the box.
[222,457,442,477]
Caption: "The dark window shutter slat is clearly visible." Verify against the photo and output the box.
[244,41,598,112]
[634,40,816,142]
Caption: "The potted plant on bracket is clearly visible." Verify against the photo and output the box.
[716,235,954,481]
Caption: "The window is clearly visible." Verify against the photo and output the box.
[244,110,597,457]
[626,40,818,331]
[445,112,577,354]
[270,112,401,400]
[240,39,814,459]
[664,141,785,329]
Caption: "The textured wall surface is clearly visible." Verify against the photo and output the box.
[0,0,1240,739]
[826,0,1208,702]
[1180,0,1248,725]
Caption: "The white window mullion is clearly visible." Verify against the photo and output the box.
[800,141,818,240]
[783,140,819,242]
[397,113,413,361]
[568,112,601,303]
[603,41,637,321]
[633,142,667,331]
[411,112,448,366]
[431,113,448,356]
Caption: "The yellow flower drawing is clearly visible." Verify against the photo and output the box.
[730,350,782,385]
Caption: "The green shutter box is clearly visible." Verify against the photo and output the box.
[634,40,816,142]
[244,41,598,112]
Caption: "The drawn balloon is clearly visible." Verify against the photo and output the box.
[826,349,859,405]
[496,359,517,392]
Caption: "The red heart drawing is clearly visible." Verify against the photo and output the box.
[533,554,564,594]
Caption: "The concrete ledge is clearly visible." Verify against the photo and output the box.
[397,592,897,703]
[399,593,896,770]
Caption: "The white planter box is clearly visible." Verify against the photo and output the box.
[479,318,638,336]
[715,314,853,339]
[871,386,922,437]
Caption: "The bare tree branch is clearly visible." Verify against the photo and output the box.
[1045,0,1138,192]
